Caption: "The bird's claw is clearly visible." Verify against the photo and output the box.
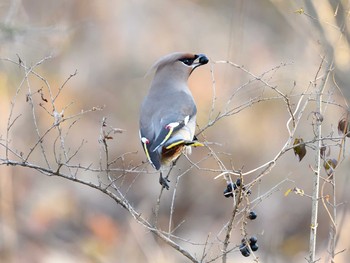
[159,175,170,190]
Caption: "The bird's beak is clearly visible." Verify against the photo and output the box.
[193,54,209,67]
[190,54,209,74]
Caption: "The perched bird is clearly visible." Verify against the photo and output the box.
[139,52,209,190]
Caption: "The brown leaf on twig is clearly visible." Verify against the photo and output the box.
[324,195,330,202]
[37,88,48,103]
[293,187,304,196]
[338,118,350,137]
[102,120,107,127]
[293,138,306,161]
[313,111,323,123]
[320,145,330,159]
[323,159,337,171]
[16,53,23,66]
[102,130,113,140]
[40,93,48,103]
[320,145,326,159]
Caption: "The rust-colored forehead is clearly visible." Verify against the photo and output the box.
[159,52,195,63]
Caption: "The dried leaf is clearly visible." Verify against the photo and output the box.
[40,93,48,103]
[338,118,350,137]
[294,8,304,14]
[324,195,330,202]
[313,112,323,123]
[293,138,306,161]
[102,119,107,127]
[338,118,346,135]
[284,189,292,196]
[293,187,304,196]
[16,53,23,65]
[323,159,337,170]
[320,145,326,158]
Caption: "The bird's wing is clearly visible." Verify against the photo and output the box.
[140,92,196,163]
[149,97,197,152]
[150,115,190,152]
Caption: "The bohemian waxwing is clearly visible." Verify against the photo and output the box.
[139,52,209,189]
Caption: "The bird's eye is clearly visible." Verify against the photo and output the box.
[180,58,193,66]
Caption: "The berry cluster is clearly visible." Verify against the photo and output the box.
[222,179,259,257]
[223,178,251,198]
[239,236,259,257]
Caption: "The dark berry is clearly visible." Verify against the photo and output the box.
[227,182,237,191]
[250,243,259,252]
[232,183,237,190]
[223,183,234,198]
[239,244,250,257]
[249,236,258,245]
[223,188,233,198]
[248,211,257,220]
[236,178,241,187]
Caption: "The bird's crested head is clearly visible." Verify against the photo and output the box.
[148,52,209,78]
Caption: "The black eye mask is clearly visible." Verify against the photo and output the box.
[178,55,197,66]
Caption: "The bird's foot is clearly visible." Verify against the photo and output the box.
[159,174,170,190]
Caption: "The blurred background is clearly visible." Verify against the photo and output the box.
[0,0,350,262]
